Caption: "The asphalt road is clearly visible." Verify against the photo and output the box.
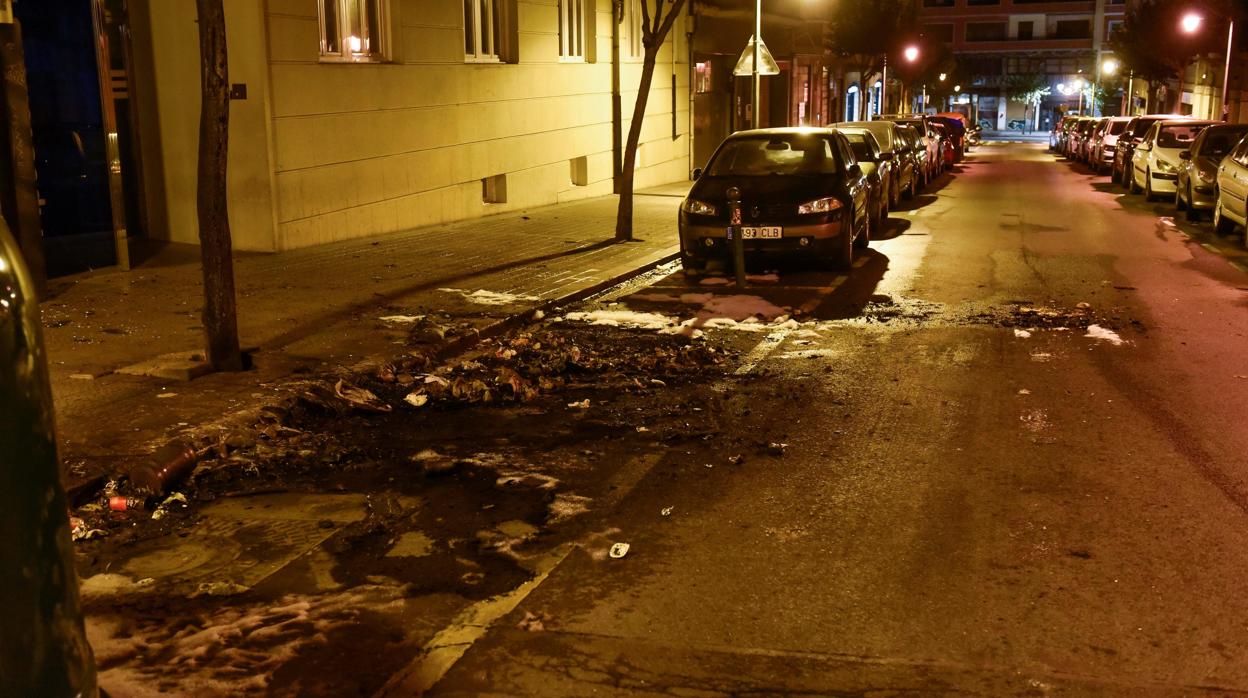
[426,143,1248,696]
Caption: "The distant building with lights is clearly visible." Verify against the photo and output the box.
[918,0,1127,129]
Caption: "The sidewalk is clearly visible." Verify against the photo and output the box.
[44,188,686,489]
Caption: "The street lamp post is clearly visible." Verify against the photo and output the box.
[903,45,919,115]
[1096,58,1118,117]
[1182,11,1236,121]
[753,0,760,127]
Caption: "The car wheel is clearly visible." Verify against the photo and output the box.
[681,256,705,274]
[1130,169,1142,194]
[889,178,900,208]
[1144,172,1157,201]
[1186,186,1204,222]
[1175,186,1186,210]
[1214,201,1237,235]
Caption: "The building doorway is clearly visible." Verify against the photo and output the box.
[17,0,141,276]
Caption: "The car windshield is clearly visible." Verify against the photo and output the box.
[1157,124,1205,148]
[1201,128,1248,157]
[841,133,877,162]
[1108,120,1127,135]
[706,135,842,176]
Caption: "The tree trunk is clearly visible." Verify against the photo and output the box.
[196,0,243,372]
[615,46,659,241]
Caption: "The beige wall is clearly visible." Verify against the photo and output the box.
[265,0,691,249]
[132,0,279,251]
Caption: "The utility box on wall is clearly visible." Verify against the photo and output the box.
[0,1,12,24]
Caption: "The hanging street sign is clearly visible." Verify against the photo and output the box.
[732,36,780,76]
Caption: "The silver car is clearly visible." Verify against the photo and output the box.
[1176,124,1248,221]
[1213,134,1248,235]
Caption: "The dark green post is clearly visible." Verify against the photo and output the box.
[0,220,97,696]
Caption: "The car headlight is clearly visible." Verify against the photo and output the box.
[797,197,844,215]
[681,199,717,215]
[1155,159,1176,174]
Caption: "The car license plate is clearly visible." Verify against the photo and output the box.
[741,226,782,239]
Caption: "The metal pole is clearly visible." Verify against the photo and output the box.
[727,186,746,289]
[881,54,888,114]
[752,0,760,128]
[1221,19,1235,121]
[1126,70,1134,115]
[922,84,926,114]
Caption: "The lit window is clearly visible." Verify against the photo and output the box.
[559,0,585,60]
[319,0,388,62]
[695,61,712,93]
[465,0,500,61]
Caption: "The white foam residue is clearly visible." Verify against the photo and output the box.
[1085,324,1125,345]
[698,294,789,321]
[699,277,733,286]
[1014,328,1032,338]
[439,288,540,305]
[746,273,781,283]
[562,309,677,330]
[779,349,840,360]
[88,585,406,696]
[378,314,424,324]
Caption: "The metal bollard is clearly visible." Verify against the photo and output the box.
[726,186,747,289]
[0,220,98,697]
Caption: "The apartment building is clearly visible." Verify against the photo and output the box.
[919,0,1126,129]
[12,0,691,278]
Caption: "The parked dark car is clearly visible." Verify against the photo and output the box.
[1176,124,1248,220]
[929,115,966,160]
[931,121,955,168]
[875,113,940,183]
[680,128,871,272]
[836,127,891,230]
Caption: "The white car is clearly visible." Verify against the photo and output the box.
[1214,134,1248,235]
[1131,119,1215,200]
[1092,116,1132,174]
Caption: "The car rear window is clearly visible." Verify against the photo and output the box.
[1202,128,1248,157]
[1108,120,1127,135]
[1131,118,1160,138]
[841,133,877,162]
[1157,124,1206,148]
[707,135,843,176]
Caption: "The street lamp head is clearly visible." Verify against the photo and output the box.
[1102,58,1118,75]
[904,45,919,62]
[938,72,947,82]
[953,84,961,92]
[1181,12,1203,34]
[1074,77,1086,88]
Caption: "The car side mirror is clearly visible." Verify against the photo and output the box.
[692,168,702,180]
[1179,150,1191,160]
[1138,144,1151,152]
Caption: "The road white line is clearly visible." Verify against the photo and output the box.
[735,328,792,375]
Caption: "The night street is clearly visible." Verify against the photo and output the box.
[58,142,1248,695]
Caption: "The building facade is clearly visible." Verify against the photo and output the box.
[10,0,693,278]
[919,0,1126,129]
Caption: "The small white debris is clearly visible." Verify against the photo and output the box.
[1013,329,1032,338]
[635,426,650,432]
[532,309,545,320]
[609,542,630,559]
[567,399,590,409]
[379,315,424,324]
[404,392,429,408]
[1018,389,1032,395]
[156,392,177,399]
[661,507,674,517]
[1085,324,1125,346]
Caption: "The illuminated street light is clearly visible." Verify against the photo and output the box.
[1178,9,1235,120]
[1093,58,1118,116]
[938,73,947,82]
[1182,12,1203,34]
[904,45,919,63]
[1102,58,1118,76]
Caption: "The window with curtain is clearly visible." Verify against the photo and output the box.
[319,0,388,62]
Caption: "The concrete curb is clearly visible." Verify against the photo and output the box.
[429,249,681,363]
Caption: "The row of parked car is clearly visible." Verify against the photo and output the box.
[678,113,975,272]
[1054,113,1248,235]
